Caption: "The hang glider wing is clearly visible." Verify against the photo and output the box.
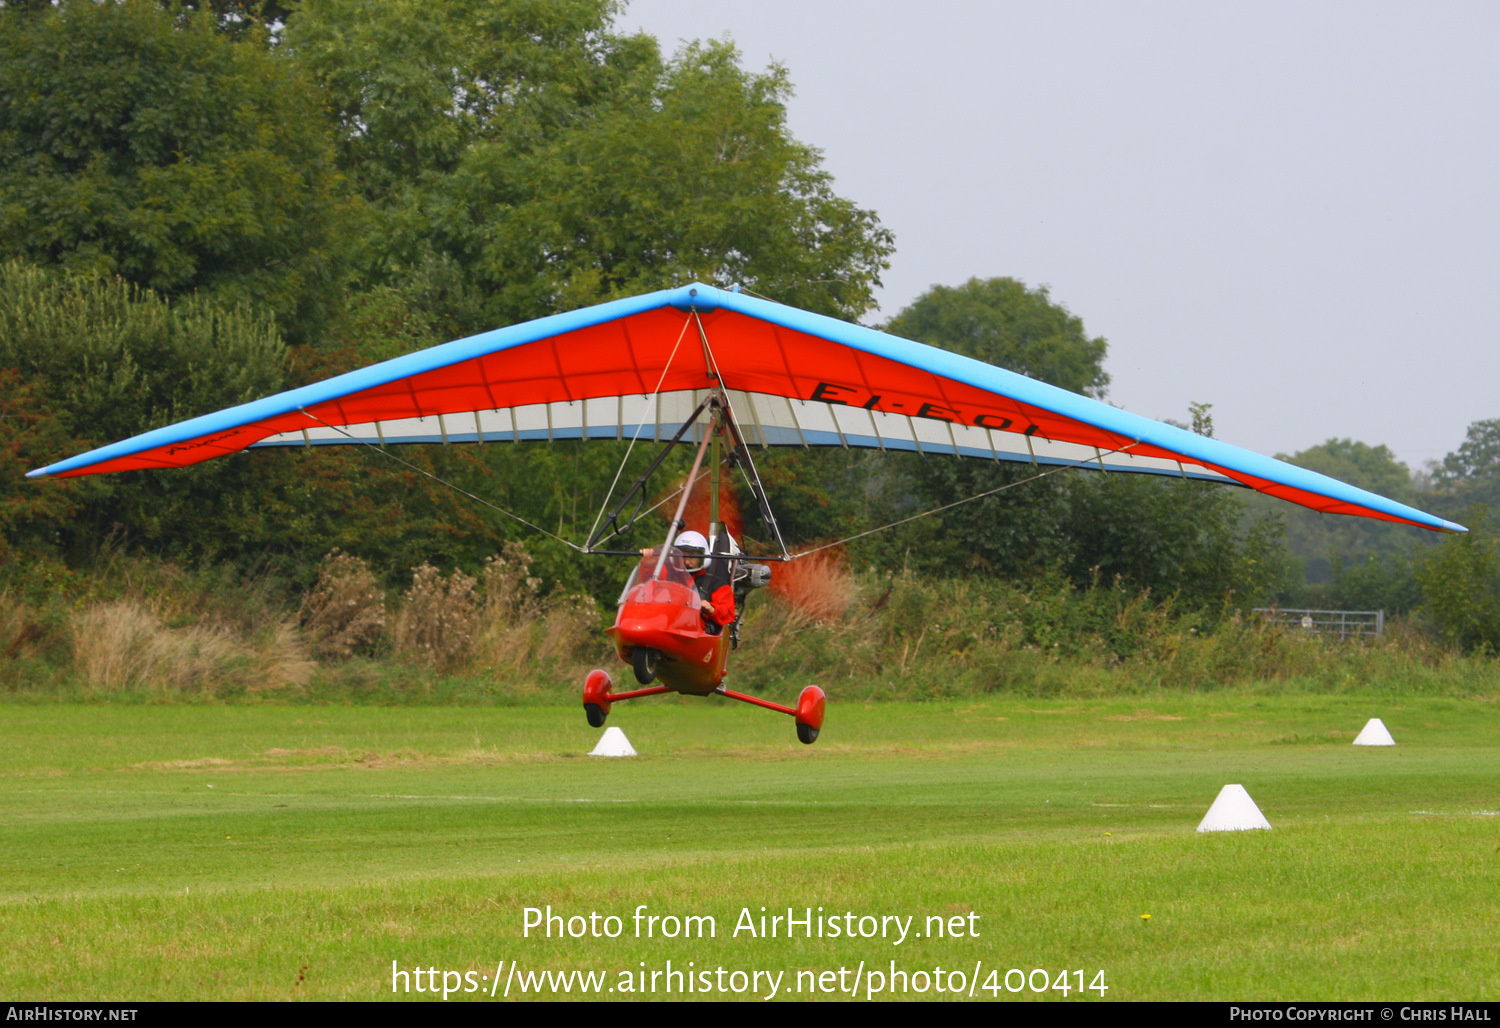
[27,282,1464,533]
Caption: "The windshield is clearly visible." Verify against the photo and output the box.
[634,547,696,589]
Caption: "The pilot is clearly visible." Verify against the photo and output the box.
[674,530,736,633]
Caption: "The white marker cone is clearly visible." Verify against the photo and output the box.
[1196,784,1272,832]
[589,726,637,757]
[1352,718,1396,746]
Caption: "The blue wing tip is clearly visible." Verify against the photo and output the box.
[25,467,49,480]
[1441,519,1468,533]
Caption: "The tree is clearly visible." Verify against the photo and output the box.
[845,277,1117,579]
[1416,505,1500,653]
[0,261,288,562]
[284,3,894,330]
[0,368,88,562]
[1431,418,1500,514]
[280,0,895,591]
[884,278,1109,396]
[0,0,356,343]
[748,276,1115,567]
[1436,419,1500,483]
[285,0,633,201]
[1283,439,1415,506]
[481,39,894,322]
[1,0,896,601]
[0,261,524,583]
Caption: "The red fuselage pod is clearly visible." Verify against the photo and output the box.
[605,552,730,695]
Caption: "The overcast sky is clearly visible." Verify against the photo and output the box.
[617,1,1499,472]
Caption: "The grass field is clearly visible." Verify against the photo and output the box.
[2,694,1497,1002]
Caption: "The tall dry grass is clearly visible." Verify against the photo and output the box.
[384,544,607,681]
[42,554,316,696]
[391,563,480,673]
[69,600,312,695]
[0,591,47,660]
[469,544,606,680]
[13,543,1490,702]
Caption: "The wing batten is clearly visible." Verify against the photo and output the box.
[868,408,887,452]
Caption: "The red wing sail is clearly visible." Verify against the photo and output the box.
[28,283,1464,534]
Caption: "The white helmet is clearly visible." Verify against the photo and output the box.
[674,530,708,571]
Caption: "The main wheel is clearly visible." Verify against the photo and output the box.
[631,647,659,685]
[795,685,826,746]
[582,668,612,726]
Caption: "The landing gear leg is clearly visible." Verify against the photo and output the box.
[714,683,827,745]
[582,669,670,727]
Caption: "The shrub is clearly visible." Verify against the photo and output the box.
[392,563,479,673]
[299,550,386,660]
[1416,507,1500,654]
[471,544,607,677]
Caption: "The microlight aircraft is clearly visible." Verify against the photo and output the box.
[29,283,1465,744]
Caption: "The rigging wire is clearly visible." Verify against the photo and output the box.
[296,410,587,552]
[690,304,1141,562]
[788,443,1140,558]
[297,356,1141,565]
[736,283,778,304]
[692,312,791,559]
[299,407,713,554]
[584,312,696,546]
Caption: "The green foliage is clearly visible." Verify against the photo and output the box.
[1245,425,1500,622]
[0,263,560,586]
[287,0,632,198]
[0,261,290,561]
[3,545,1491,703]
[1061,473,1294,609]
[0,0,355,342]
[0,263,288,443]
[175,1,297,40]
[1286,438,1416,503]
[287,2,893,329]
[483,38,893,320]
[1416,505,1500,653]
[884,277,1109,396]
[1431,418,1500,513]
[1300,552,1423,615]
[0,369,88,560]
[1435,418,1500,483]
[733,566,1495,701]
[10,0,1444,643]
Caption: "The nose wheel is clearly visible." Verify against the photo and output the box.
[631,647,659,685]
